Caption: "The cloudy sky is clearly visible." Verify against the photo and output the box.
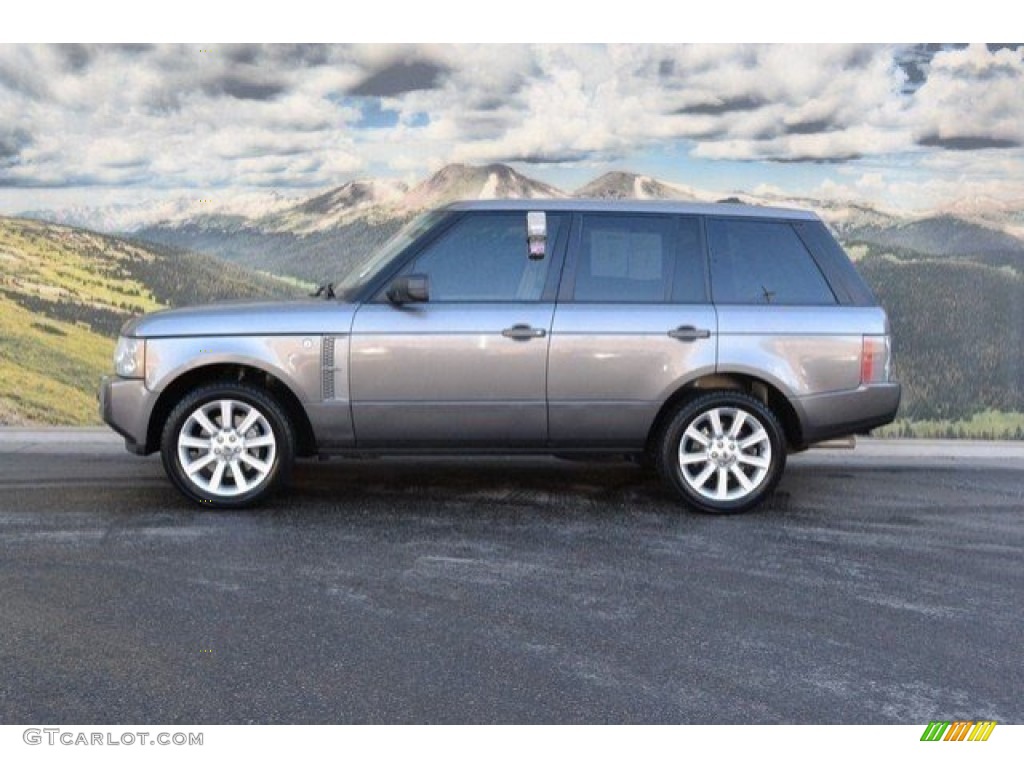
[1,43,1023,214]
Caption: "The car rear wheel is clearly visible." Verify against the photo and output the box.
[160,382,294,508]
[656,391,786,514]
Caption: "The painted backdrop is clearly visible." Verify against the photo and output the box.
[0,44,1021,435]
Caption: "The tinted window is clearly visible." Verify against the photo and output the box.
[573,215,674,302]
[792,220,877,306]
[708,219,837,305]
[407,213,560,302]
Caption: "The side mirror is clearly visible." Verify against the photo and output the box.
[527,211,546,260]
[386,274,430,305]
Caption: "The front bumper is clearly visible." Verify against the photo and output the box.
[98,375,157,455]
[793,383,902,446]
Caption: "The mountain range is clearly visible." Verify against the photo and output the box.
[25,162,1024,280]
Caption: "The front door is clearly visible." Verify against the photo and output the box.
[350,211,567,448]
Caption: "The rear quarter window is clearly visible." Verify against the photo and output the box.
[707,218,837,305]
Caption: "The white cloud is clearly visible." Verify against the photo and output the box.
[814,163,1024,213]
[0,43,1023,214]
[906,44,1024,149]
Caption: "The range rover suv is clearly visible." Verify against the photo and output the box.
[99,200,900,513]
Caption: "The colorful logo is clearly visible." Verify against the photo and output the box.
[920,721,997,742]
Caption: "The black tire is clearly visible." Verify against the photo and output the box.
[160,381,295,508]
[656,391,786,514]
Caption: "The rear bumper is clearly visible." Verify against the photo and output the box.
[793,383,901,446]
[98,375,157,455]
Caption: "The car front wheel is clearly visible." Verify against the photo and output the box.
[657,392,786,514]
[160,382,294,508]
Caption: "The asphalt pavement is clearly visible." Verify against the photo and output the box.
[0,431,1021,723]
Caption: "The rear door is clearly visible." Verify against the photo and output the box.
[547,213,717,448]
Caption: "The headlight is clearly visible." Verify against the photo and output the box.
[114,336,145,378]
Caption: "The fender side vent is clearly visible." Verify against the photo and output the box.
[322,336,336,400]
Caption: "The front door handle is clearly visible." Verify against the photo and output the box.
[668,325,711,342]
[502,324,547,341]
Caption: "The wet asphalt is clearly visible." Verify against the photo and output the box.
[0,446,1021,724]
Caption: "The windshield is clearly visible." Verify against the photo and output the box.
[335,210,446,300]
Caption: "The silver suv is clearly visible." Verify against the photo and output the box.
[99,200,899,513]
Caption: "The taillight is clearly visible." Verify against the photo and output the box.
[861,335,891,385]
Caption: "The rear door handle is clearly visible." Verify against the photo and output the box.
[502,324,547,341]
[668,325,711,342]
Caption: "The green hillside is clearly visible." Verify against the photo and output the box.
[853,243,1024,422]
[845,215,1024,266]
[0,217,301,425]
[135,214,409,284]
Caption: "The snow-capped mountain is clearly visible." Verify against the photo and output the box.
[260,179,409,235]
[22,191,300,234]
[399,163,567,211]
[574,171,704,201]
[933,196,1024,240]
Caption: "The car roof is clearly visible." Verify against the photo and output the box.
[444,198,819,221]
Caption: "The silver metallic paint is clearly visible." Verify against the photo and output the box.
[123,300,356,338]
[548,303,718,444]
[716,305,889,397]
[100,200,899,459]
[143,334,356,449]
[99,375,153,453]
[350,302,552,444]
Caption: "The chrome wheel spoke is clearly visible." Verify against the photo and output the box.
[219,400,233,429]
[240,452,270,474]
[184,452,216,476]
[708,409,724,437]
[684,427,710,447]
[692,463,715,489]
[237,409,260,435]
[715,468,729,498]
[737,453,770,470]
[208,460,227,493]
[193,410,218,436]
[246,435,275,448]
[679,452,708,466]
[229,460,248,492]
[740,429,768,450]
[180,435,210,450]
[729,411,747,438]
[731,465,754,492]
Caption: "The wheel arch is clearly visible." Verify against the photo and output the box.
[647,372,805,453]
[145,364,317,457]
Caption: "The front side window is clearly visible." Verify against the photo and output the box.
[405,212,561,302]
[707,219,837,305]
[336,210,443,299]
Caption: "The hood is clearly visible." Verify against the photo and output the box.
[122,299,358,338]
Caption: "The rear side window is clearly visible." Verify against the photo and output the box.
[571,214,705,303]
[707,219,837,305]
